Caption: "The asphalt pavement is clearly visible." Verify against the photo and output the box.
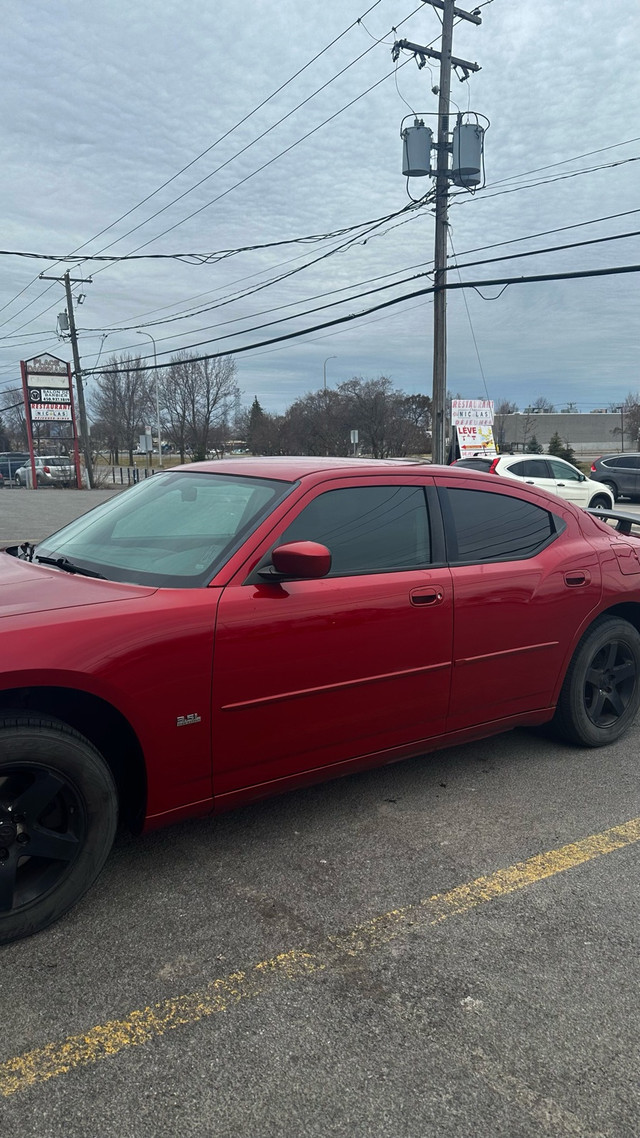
[0,484,128,547]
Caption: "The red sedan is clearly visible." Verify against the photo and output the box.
[2,457,640,943]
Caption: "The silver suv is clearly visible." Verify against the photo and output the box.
[14,455,77,487]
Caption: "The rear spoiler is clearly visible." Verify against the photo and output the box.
[585,508,640,535]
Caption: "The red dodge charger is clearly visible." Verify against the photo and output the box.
[1,456,640,942]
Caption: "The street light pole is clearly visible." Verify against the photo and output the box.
[323,355,337,391]
[137,332,161,468]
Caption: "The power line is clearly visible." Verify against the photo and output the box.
[0,0,387,320]
[76,225,640,356]
[84,263,640,376]
[0,54,419,337]
[88,14,423,268]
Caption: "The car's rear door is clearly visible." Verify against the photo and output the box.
[211,476,453,796]
[438,479,602,730]
[503,457,557,496]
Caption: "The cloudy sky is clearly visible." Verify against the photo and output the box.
[1,0,639,416]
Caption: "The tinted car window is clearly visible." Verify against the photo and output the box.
[279,485,430,575]
[453,458,493,472]
[442,487,558,563]
[609,456,640,469]
[509,459,550,478]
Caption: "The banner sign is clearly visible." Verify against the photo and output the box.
[456,423,497,457]
[451,399,494,426]
[29,403,73,422]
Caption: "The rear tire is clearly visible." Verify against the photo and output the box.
[553,617,640,746]
[599,480,618,501]
[0,716,118,944]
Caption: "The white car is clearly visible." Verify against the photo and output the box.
[13,455,76,487]
[454,453,614,509]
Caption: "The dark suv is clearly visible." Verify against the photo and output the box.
[0,452,30,483]
[590,454,640,501]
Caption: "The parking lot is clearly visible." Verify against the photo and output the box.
[2,488,640,1136]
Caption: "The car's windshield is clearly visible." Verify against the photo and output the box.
[35,470,292,587]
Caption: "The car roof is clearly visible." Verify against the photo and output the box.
[170,456,582,499]
[597,453,640,460]
[178,457,432,482]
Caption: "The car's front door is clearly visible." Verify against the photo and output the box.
[211,479,453,796]
[547,458,589,506]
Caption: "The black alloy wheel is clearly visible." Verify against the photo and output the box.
[554,617,640,746]
[0,717,118,944]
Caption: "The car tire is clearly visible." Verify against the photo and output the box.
[599,480,618,501]
[553,616,640,747]
[14,475,22,487]
[588,494,611,509]
[0,716,118,944]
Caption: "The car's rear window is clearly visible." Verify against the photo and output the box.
[454,458,493,472]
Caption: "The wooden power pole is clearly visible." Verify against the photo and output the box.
[394,1,482,465]
[41,270,94,487]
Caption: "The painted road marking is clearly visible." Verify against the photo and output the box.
[2,815,640,1098]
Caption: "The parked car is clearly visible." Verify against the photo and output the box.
[2,456,640,943]
[0,452,30,483]
[454,453,614,509]
[589,454,640,501]
[13,455,76,487]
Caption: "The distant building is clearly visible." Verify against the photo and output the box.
[494,413,630,460]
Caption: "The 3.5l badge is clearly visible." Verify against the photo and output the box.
[176,713,202,727]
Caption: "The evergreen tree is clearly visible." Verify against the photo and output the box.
[548,431,576,465]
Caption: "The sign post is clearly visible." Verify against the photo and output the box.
[20,354,82,489]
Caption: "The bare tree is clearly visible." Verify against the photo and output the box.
[160,353,238,462]
[493,399,518,451]
[0,388,28,449]
[610,392,640,450]
[89,354,153,464]
[278,378,431,458]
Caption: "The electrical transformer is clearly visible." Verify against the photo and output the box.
[401,121,433,177]
[451,122,484,186]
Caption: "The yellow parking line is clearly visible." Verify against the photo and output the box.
[2,815,640,1098]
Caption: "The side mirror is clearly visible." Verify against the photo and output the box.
[269,540,331,579]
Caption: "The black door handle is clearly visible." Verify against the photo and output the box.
[410,588,444,606]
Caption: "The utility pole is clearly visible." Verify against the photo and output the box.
[393,1,482,464]
[40,270,94,487]
[432,0,455,467]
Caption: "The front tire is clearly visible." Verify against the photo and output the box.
[589,494,612,509]
[599,480,618,502]
[554,617,640,746]
[0,717,118,944]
